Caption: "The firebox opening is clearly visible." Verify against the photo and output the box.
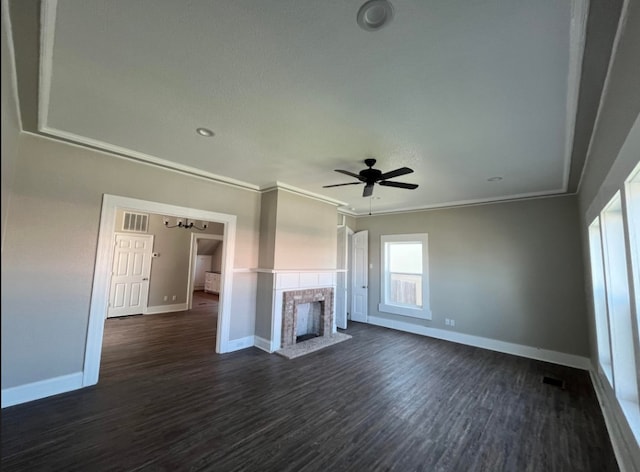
[295,301,322,344]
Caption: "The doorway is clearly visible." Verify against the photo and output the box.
[84,195,237,388]
[335,224,353,329]
[188,233,224,310]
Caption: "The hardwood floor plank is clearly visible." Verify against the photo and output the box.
[1,311,618,472]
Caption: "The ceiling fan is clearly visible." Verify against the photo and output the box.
[323,158,418,197]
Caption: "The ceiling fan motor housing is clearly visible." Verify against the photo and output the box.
[360,168,382,182]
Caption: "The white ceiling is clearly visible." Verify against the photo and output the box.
[40,0,586,215]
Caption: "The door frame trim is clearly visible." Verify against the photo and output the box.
[83,194,237,387]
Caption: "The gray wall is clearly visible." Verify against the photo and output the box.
[355,195,589,356]
[1,133,261,389]
[255,189,339,342]
[115,210,224,306]
[258,190,278,269]
[255,273,275,340]
[273,190,337,270]
[211,241,223,273]
[1,10,21,253]
[340,212,357,231]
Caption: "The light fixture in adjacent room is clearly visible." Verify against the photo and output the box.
[164,218,208,230]
[357,0,394,31]
[487,176,503,182]
[196,127,214,137]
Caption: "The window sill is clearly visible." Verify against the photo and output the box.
[378,303,432,320]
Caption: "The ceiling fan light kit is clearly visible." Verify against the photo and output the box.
[323,158,418,198]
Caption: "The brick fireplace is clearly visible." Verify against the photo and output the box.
[281,288,334,348]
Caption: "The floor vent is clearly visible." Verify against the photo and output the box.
[542,376,566,389]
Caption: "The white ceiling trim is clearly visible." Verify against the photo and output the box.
[40,125,262,192]
[563,0,590,189]
[2,0,23,131]
[347,187,568,217]
[37,0,261,194]
[26,129,261,193]
[259,181,347,207]
[577,0,630,194]
[38,0,57,131]
[354,191,574,218]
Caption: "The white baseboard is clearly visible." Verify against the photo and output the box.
[367,315,591,370]
[589,368,640,472]
[144,303,188,315]
[254,336,273,353]
[226,336,255,352]
[1,372,83,408]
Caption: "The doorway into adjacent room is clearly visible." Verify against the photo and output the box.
[85,194,237,388]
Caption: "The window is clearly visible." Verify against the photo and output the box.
[588,218,613,384]
[625,166,640,336]
[600,194,638,410]
[379,233,431,319]
[587,162,640,443]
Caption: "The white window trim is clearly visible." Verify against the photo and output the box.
[379,233,431,320]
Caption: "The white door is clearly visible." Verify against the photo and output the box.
[335,226,348,329]
[107,233,153,318]
[351,230,368,322]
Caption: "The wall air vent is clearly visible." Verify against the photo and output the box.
[122,211,149,233]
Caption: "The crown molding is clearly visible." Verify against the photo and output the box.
[350,189,573,217]
[562,0,589,190]
[260,181,347,207]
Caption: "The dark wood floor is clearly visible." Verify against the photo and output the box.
[1,305,618,471]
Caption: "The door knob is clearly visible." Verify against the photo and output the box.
[362,285,367,288]
[142,278,149,281]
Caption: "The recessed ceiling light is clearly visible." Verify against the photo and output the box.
[196,127,214,137]
[357,0,394,31]
[487,176,503,182]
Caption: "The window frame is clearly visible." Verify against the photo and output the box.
[586,161,640,445]
[379,233,431,319]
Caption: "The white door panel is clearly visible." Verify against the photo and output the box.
[336,226,348,329]
[108,233,153,317]
[351,230,368,323]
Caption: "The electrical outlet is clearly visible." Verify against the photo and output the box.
[445,318,450,326]
[450,319,456,327]
[163,295,168,301]
[176,218,184,227]
[162,217,170,226]
[172,295,176,301]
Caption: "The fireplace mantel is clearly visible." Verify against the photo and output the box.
[260,270,337,352]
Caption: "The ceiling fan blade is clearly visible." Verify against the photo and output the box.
[378,167,414,181]
[379,180,419,190]
[363,183,374,197]
[323,182,363,188]
[335,169,365,181]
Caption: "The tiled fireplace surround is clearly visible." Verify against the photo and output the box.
[262,271,338,352]
[281,288,334,348]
